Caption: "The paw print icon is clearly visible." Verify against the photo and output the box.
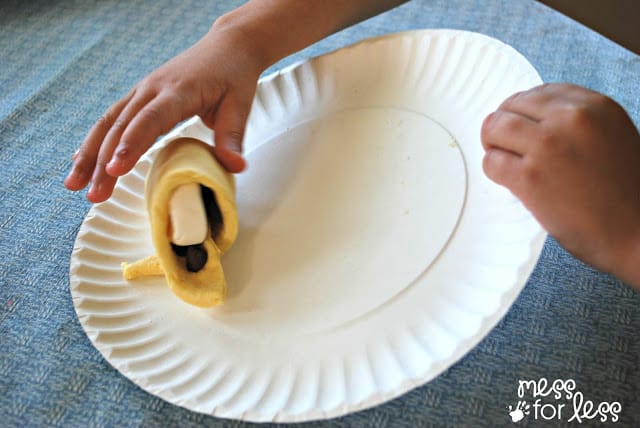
[508,401,531,423]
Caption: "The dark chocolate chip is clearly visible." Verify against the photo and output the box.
[186,244,208,272]
[200,185,223,239]
[171,243,188,257]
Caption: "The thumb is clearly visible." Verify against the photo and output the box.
[211,92,250,173]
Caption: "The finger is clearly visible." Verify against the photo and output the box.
[64,93,132,191]
[86,91,157,202]
[100,90,157,168]
[106,92,191,177]
[499,83,588,119]
[482,147,524,190]
[481,109,540,155]
[86,168,118,203]
[498,89,549,122]
[210,93,249,173]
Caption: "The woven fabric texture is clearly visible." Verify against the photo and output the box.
[1,0,638,426]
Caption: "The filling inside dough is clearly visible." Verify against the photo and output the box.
[201,185,224,244]
[169,185,224,273]
[121,137,238,308]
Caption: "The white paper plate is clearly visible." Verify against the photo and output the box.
[70,30,545,422]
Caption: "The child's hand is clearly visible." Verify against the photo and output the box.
[481,83,640,288]
[65,27,264,203]
[65,0,412,204]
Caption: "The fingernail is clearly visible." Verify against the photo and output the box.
[67,165,83,180]
[107,148,127,169]
[64,172,74,185]
[114,147,129,158]
[88,182,103,198]
[111,147,128,164]
[228,141,241,153]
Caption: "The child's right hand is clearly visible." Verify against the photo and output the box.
[64,26,264,203]
[65,0,410,204]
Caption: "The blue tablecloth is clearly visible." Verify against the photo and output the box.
[1,0,638,426]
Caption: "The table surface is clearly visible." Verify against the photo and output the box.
[1,0,639,427]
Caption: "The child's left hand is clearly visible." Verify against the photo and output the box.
[481,83,640,288]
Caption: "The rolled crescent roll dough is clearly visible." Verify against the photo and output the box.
[122,137,238,307]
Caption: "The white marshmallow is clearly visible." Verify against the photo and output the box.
[169,183,208,246]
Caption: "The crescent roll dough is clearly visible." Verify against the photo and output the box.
[122,138,238,307]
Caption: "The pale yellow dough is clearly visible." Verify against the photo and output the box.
[122,137,238,307]
[121,255,163,280]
